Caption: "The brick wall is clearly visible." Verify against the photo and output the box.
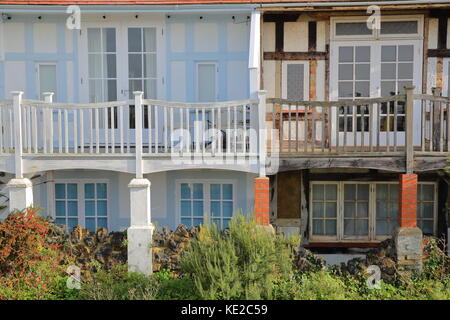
[398,174,418,228]
[254,177,270,226]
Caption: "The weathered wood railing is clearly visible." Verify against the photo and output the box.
[267,86,449,160]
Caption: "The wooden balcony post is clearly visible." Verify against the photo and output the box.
[404,85,415,174]
[431,87,442,152]
[258,90,267,177]
[134,91,143,179]
[43,92,54,154]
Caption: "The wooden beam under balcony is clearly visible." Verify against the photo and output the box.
[427,49,450,58]
[264,51,327,60]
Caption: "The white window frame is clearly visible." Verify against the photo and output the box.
[52,179,110,231]
[281,61,310,101]
[36,62,58,100]
[416,182,438,236]
[195,61,218,102]
[309,181,437,243]
[331,15,424,41]
[175,179,237,227]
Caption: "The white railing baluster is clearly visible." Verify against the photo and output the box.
[80,109,84,153]
[58,110,62,153]
[64,109,69,153]
[120,106,124,154]
[104,107,108,154]
[111,107,115,154]
[95,108,100,154]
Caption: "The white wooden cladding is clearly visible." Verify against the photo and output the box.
[4,95,258,157]
[267,89,449,155]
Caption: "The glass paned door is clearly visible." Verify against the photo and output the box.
[85,27,121,150]
[125,27,159,149]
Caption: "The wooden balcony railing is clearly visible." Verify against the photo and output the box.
[267,86,449,167]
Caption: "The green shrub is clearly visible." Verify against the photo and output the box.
[78,265,159,300]
[180,215,300,300]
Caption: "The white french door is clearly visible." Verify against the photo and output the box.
[80,22,162,150]
[330,40,422,148]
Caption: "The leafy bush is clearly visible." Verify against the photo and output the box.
[0,208,66,300]
[78,264,159,300]
[180,215,300,300]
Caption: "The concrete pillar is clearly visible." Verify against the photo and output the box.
[395,174,423,274]
[254,177,270,226]
[127,178,153,276]
[7,178,33,212]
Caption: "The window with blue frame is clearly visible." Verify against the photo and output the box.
[54,182,108,232]
[84,183,108,231]
[179,182,234,228]
[55,183,79,231]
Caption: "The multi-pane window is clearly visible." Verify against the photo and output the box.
[380,45,413,132]
[179,182,235,228]
[417,184,435,235]
[180,183,205,227]
[55,183,79,230]
[375,183,399,236]
[338,46,370,132]
[54,182,108,232]
[286,64,305,101]
[343,184,369,238]
[210,184,233,229]
[87,28,117,103]
[84,183,108,231]
[128,27,157,100]
[311,184,338,236]
[310,182,436,242]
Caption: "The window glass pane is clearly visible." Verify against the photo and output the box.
[381,63,396,79]
[355,64,370,81]
[143,28,156,52]
[85,183,95,199]
[85,218,96,232]
[376,220,388,235]
[338,82,353,98]
[222,202,233,217]
[68,218,78,230]
[85,200,96,217]
[181,183,191,199]
[39,64,57,101]
[211,201,221,217]
[339,47,353,63]
[223,219,230,229]
[286,64,304,100]
[357,184,369,200]
[325,184,337,200]
[356,220,369,235]
[66,184,77,199]
[312,184,324,200]
[210,184,221,200]
[128,28,142,52]
[193,218,204,226]
[55,218,66,225]
[87,28,101,52]
[55,184,66,199]
[193,201,204,216]
[355,46,370,63]
[355,81,369,97]
[376,184,388,200]
[89,79,103,102]
[357,202,368,217]
[377,201,388,218]
[222,184,233,200]
[380,21,418,34]
[144,53,157,78]
[96,183,107,199]
[193,184,203,199]
[181,218,191,227]
[312,202,323,218]
[129,80,142,99]
[67,201,78,217]
[143,79,157,99]
[312,219,323,235]
[420,184,434,201]
[344,219,354,235]
[104,54,117,78]
[344,202,355,217]
[97,218,108,229]
[339,64,353,81]
[336,22,372,36]
[344,184,356,200]
[56,201,66,216]
[128,54,142,78]
[180,200,191,217]
[97,200,107,216]
[398,45,414,61]
[398,63,413,79]
[420,220,433,235]
[421,202,434,218]
[88,54,102,78]
[103,28,116,53]
[381,46,396,62]
[325,220,337,235]
[325,203,336,218]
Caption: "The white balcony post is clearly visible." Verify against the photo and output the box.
[43,92,54,153]
[8,91,33,212]
[258,90,267,177]
[248,9,261,99]
[134,91,143,179]
[128,90,153,275]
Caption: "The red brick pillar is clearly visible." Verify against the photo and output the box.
[398,174,418,228]
[254,177,270,226]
